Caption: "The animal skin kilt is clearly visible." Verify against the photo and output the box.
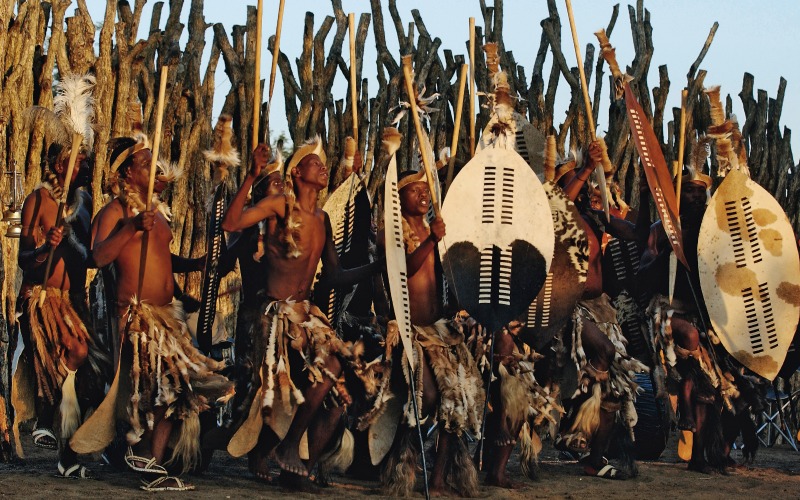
[12,286,105,454]
[470,319,563,474]
[229,298,355,454]
[358,315,485,437]
[646,294,739,411]
[70,299,233,472]
[563,294,649,447]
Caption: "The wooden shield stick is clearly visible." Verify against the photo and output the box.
[468,17,476,157]
[564,0,610,222]
[252,0,264,150]
[39,131,82,306]
[349,12,358,143]
[136,56,172,300]
[444,63,468,197]
[401,55,441,217]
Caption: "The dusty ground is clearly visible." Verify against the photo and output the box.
[2,431,799,499]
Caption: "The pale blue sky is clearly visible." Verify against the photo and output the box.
[83,1,800,153]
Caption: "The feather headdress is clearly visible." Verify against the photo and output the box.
[127,99,149,148]
[23,74,96,163]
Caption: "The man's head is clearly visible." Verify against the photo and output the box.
[253,170,284,202]
[678,166,712,215]
[285,136,328,192]
[108,136,152,191]
[398,170,430,217]
[46,143,88,188]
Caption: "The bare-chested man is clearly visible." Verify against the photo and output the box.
[16,143,99,478]
[551,140,648,480]
[371,165,484,497]
[222,138,380,485]
[72,137,232,492]
[639,170,736,474]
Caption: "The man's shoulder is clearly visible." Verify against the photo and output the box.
[96,198,125,220]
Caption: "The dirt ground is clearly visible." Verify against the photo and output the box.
[1,431,799,499]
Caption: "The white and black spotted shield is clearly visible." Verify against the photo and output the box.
[440,145,554,332]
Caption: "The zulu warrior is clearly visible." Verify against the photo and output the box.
[222,137,380,484]
[553,139,649,480]
[70,136,233,492]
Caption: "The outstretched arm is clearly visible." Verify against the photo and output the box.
[171,253,205,273]
[319,213,384,288]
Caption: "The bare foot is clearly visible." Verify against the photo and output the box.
[248,449,272,484]
[493,427,517,447]
[485,474,524,489]
[687,460,713,474]
[273,442,308,477]
[429,483,458,497]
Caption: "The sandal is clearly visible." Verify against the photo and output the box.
[585,464,628,480]
[140,476,195,492]
[57,461,94,479]
[125,446,167,476]
[32,428,58,450]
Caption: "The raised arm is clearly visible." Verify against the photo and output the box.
[406,217,445,277]
[221,143,277,232]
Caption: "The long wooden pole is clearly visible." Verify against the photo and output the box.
[252,0,264,149]
[675,89,689,212]
[564,0,610,221]
[39,132,82,306]
[402,55,441,217]
[348,12,358,143]
[445,63,468,196]
[136,64,170,299]
[468,17,476,157]
[264,0,286,131]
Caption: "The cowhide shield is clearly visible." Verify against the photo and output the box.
[478,111,546,178]
[317,172,372,323]
[520,182,588,351]
[439,145,554,332]
[383,153,415,367]
[698,169,800,380]
[197,182,227,353]
[602,237,642,300]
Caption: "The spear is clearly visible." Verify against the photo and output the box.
[564,0,610,222]
[444,63,468,197]
[669,89,689,304]
[38,75,95,306]
[252,0,264,150]
[401,55,441,216]
[468,17,476,157]
[349,12,358,143]
[264,0,286,139]
[137,44,180,300]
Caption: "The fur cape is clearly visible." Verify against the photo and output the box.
[566,294,649,442]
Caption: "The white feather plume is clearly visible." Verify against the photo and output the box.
[53,74,96,149]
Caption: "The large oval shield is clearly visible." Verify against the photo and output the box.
[478,111,546,178]
[520,182,588,351]
[698,169,800,380]
[439,146,554,332]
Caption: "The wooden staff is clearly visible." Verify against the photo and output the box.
[468,17,476,157]
[444,63,468,196]
[564,0,610,221]
[251,0,264,150]
[136,53,172,299]
[39,132,82,306]
[349,12,358,143]
[669,89,688,304]
[675,89,688,211]
[264,0,286,132]
[402,55,440,217]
